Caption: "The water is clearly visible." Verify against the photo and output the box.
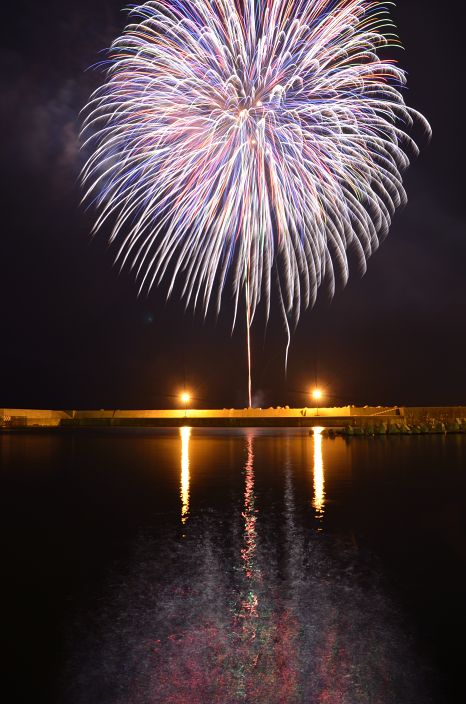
[1,429,465,703]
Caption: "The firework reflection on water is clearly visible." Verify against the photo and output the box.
[66,431,431,704]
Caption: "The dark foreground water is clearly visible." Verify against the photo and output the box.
[1,429,465,703]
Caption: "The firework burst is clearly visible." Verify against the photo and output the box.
[81,0,429,398]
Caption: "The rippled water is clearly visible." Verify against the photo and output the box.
[2,429,465,703]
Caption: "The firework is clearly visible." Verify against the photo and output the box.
[81,0,429,401]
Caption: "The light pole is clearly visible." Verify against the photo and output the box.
[181,391,191,418]
[311,388,323,417]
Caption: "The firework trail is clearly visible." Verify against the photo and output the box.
[81,0,430,405]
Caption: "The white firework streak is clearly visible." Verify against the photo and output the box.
[81,0,430,332]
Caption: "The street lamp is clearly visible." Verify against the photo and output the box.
[311,388,323,416]
[181,391,191,418]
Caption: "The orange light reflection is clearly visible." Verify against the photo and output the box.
[312,427,325,522]
[180,426,191,524]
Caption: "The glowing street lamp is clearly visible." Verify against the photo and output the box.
[181,391,191,417]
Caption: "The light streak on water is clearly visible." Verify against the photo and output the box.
[241,435,257,582]
[234,434,261,698]
[239,435,259,627]
[312,427,325,522]
[180,426,191,524]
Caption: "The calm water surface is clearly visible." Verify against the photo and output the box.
[1,429,465,703]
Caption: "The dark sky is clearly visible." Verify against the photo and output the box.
[1,0,465,409]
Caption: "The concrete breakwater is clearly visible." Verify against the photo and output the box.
[1,406,466,430]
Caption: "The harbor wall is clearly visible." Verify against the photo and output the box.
[0,409,71,427]
[72,406,354,420]
[2,406,466,429]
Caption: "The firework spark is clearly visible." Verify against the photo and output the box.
[82,0,429,397]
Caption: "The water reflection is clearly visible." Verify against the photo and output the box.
[180,426,191,524]
[234,435,261,696]
[68,430,431,704]
[240,435,257,583]
[312,427,325,523]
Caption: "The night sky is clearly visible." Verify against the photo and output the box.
[2,0,465,409]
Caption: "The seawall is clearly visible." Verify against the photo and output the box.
[2,406,466,430]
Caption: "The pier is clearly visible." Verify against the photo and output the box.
[2,406,466,430]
